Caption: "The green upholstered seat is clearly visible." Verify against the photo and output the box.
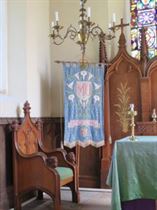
[56,167,73,180]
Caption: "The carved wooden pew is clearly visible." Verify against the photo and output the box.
[11,101,80,210]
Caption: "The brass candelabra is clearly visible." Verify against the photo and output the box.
[49,0,115,62]
[128,104,137,141]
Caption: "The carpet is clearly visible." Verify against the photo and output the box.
[22,189,112,210]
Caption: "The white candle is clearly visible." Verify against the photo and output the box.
[51,21,55,28]
[55,11,59,21]
[87,7,91,18]
[112,13,116,22]
[108,23,112,28]
[130,104,134,111]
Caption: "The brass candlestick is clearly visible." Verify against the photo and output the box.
[152,108,157,122]
[128,104,137,141]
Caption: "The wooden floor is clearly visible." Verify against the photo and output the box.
[14,189,111,210]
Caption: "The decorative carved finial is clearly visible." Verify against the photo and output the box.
[99,33,108,64]
[118,19,129,49]
[118,32,126,49]
[140,27,148,76]
[23,101,31,116]
[110,18,129,50]
[110,18,129,34]
[119,18,129,34]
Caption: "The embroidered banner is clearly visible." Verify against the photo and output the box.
[63,63,105,148]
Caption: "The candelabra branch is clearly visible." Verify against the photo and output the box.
[90,25,103,38]
[50,33,64,45]
[99,32,115,46]
[64,25,78,41]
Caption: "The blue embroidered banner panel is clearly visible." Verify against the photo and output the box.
[63,63,105,148]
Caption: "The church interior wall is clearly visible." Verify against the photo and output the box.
[0,0,128,118]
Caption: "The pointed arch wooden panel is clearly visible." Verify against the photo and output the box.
[101,32,143,188]
[106,55,142,142]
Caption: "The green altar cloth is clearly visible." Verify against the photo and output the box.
[106,136,157,210]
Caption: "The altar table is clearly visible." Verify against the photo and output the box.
[106,136,157,210]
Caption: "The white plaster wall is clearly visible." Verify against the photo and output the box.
[0,0,27,117]
[26,0,51,117]
[0,0,51,117]
[0,0,130,117]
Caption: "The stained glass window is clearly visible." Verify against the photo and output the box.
[130,0,157,59]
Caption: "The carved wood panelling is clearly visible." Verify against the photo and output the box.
[0,124,9,209]
[108,61,141,141]
[42,118,63,150]
[100,28,157,187]
[79,146,101,188]
[136,122,157,135]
